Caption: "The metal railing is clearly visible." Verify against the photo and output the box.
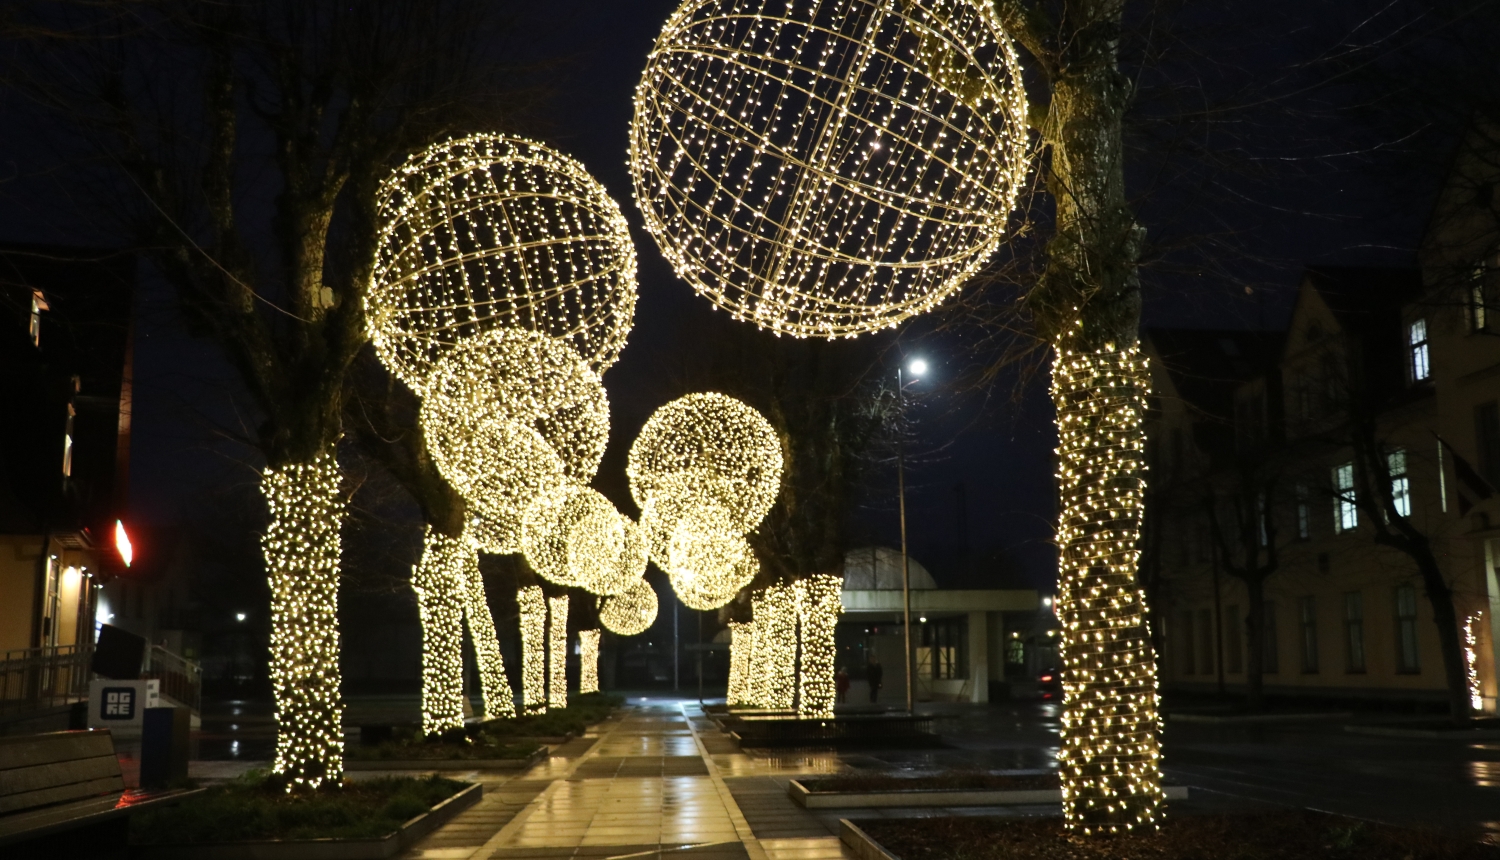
[142,644,202,713]
[0,643,93,713]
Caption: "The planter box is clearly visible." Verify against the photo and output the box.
[792,779,1188,808]
[131,782,482,860]
[1343,724,1500,740]
[346,747,546,771]
[840,819,903,860]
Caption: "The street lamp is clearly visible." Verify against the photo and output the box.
[897,357,925,714]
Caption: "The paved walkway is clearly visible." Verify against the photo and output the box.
[399,700,850,860]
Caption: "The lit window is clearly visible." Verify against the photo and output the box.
[1470,264,1489,332]
[29,290,47,348]
[1388,449,1410,518]
[1409,319,1430,382]
[1333,462,1358,532]
[62,405,75,477]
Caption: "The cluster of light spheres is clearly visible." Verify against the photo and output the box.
[518,586,549,714]
[369,133,637,388]
[1051,345,1164,833]
[262,453,344,789]
[523,483,649,594]
[427,415,567,555]
[579,629,601,694]
[411,528,469,735]
[600,578,659,636]
[629,393,783,609]
[629,0,1029,338]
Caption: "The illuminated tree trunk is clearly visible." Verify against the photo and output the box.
[456,547,516,719]
[795,575,842,718]
[548,595,570,710]
[579,629,600,694]
[518,586,548,714]
[751,583,798,709]
[726,621,753,706]
[412,529,467,735]
[1051,348,1163,832]
[262,452,345,789]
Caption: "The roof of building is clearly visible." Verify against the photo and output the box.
[841,546,937,590]
[1145,327,1284,420]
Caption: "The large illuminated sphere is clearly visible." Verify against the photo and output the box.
[369,133,638,390]
[424,415,566,554]
[627,393,783,531]
[666,526,758,611]
[585,516,651,597]
[600,579,659,636]
[629,0,1029,338]
[424,329,609,480]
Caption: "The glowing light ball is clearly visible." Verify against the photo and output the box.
[422,413,566,554]
[629,0,1029,338]
[573,511,651,596]
[422,329,609,481]
[658,500,758,610]
[600,578,659,636]
[369,133,637,390]
[627,393,782,531]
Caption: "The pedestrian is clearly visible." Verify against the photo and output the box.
[835,666,850,704]
[866,655,883,703]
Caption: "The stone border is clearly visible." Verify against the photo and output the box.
[345,746,547,771]
[1168,712,1351,724]
[840,819,903,860]
[131,782,482,860]
[1343,724,1500,740]
[793,779,1188,808]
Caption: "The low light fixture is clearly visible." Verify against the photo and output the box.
[236,612,247,623]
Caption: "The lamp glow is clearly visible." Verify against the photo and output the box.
[114,520,132,567]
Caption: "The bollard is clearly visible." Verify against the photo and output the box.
[140,706,190,789]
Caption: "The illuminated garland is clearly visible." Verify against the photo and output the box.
[726,621,752,706]
[587,516,651,597]
[600,578,658,636]
[795,575,842,718]
[456,542,516,719]
[579,629,601,694]
[411,528,468,735]
[368,133,638,389]
[518,586,549,714]
[424,414,566,555]
[629,0,1029,338]
[1465,613,1484,712]
[523,483,639,592]
[548,595,570,710]
[422,329,610,481]
[643,488,759,610]
[750,584,798,710]
[1051,345,1163,834]
[262,452,344,789]
[628,393,783,532]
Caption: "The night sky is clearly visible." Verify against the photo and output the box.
[0,0,1444,599]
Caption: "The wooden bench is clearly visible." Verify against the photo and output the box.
[0,729,194,851]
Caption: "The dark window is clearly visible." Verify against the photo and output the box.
[1395,585,1420,673]
[1180,611,1196,675]
[1470,265,1490,332]
[1198,608,1215,676]
[1225,605,1243,673]
[1477,401,1500,490]
[1296,483,1310,539]
[1299,596,1319,673]
[1344,592,1365,673]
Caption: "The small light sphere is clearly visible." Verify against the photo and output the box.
[629,0,1029,338]
[368,134,637,391]
[599,578,659,636]
[235,612,247,623]
[423,414,567,554]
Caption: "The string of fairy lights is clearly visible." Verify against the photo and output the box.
[629,0,1029,338]
[457,544,516,719]
[518,586,549,714]
[262,453,345,789]
[726,621,752,705]
[1465,612,1484,712]
[750,584,799,710]
[411,528,469,735]
[1051,345,1163,834]
[548,595,570,710]
[795,576,843,719]
[579,629,601,694]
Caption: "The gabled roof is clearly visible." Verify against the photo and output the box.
[1145,328,1284,421]
[1301,266,1422,342]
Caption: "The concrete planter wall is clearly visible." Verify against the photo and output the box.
[792,779,1188,808]
[345,747,546,771]
[130,782,482,860]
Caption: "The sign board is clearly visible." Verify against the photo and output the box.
[88,678,160,735]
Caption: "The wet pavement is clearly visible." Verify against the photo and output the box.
[166,694,1500,854]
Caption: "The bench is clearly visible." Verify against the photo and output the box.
[0,729,194,852]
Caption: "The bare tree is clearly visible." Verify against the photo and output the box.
[5,0,531,787]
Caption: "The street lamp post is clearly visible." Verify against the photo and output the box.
[897,358,926,714]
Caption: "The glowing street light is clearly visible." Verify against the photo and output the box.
[236,613,248,623]
[909,358,928,377]
[895,357,929,714]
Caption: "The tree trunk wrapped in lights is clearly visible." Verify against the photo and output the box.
[750,584,798,710]
[795,575,842,718]
[726,621,753,706]
[412,528,468,735]
[548,595,570,710]
[458,547,515,719]
[1051,346,1163,833]
[579,629,600,694]
[262,452,345,789]
[518,586,548,714]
